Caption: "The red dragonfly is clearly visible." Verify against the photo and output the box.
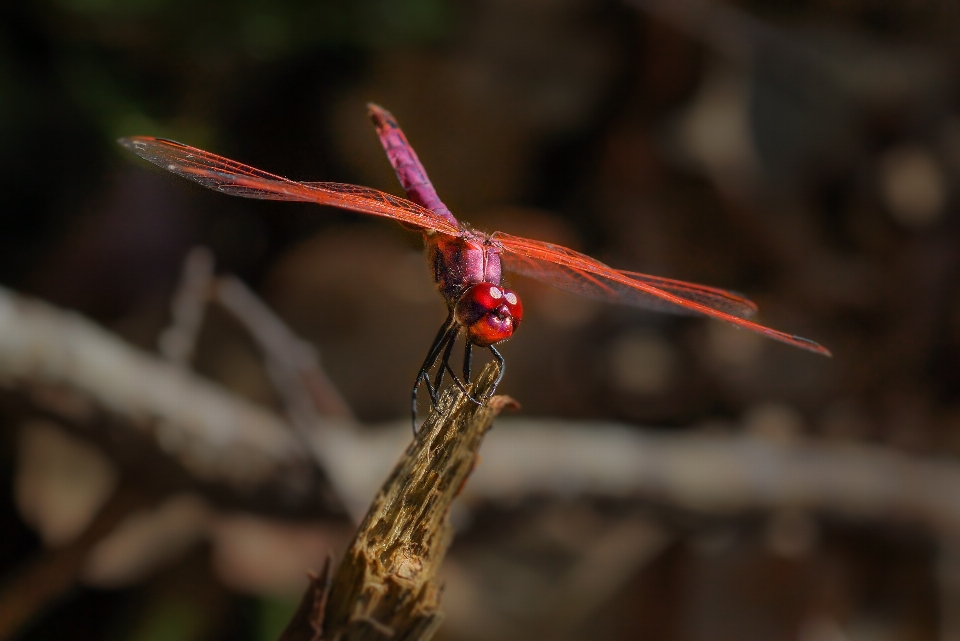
[119,104,830,429]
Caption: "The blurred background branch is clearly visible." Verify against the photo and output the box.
[3,278,960,536]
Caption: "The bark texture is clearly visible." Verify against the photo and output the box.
[281,362,513,641]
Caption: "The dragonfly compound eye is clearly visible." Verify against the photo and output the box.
[455,283,523,346]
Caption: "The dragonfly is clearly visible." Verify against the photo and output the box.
[119,104,830,431]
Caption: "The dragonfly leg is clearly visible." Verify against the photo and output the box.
[463,341,473,384]
[412,315,456,433]
[446,359,482,407]
[432,327,458,391]
[451,340,482,407]
[487,345,506,397]
[412,322,491,433]
[435,329,481,406]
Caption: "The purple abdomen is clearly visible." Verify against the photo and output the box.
[368,105,458,228]
[369,104,502,305]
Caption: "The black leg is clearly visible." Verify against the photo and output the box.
[435,329,477,403]
[446,357,481,405]
[411,315,455,433]
[487,345,505,397]
[433,327,458,391]
[463,341,473,384]
[412,320,495,434]
[421,315,454,370]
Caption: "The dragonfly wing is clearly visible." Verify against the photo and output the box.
[496,236,756,318]
[615,271,758,318]
[118,137,461,236]
[494,232,830,356]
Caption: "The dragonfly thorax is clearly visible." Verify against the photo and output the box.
[454,283,523,347]
[428,232,503,304]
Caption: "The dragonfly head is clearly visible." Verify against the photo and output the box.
[455,283,523,346]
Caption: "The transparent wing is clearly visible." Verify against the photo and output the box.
[118,137,462,236]
[494,231,830,356]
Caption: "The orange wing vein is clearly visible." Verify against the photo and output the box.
[118,137,462,237]
[494,232,830,356]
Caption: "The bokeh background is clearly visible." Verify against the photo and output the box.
[2,0,960,639]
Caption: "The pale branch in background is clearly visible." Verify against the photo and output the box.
[314,419,960,540]
[1,283,960,539]
[157,246,216,367]
[158,248,356,512]
[212,274,354,421]
[211,273,360,517]
[467,421,960,536]
[0,285,314,498]
[160,245,353,422]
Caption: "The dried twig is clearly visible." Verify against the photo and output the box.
[157,247,216,366]
[278,556,334,641]
[212,275,360,517]
[281,363,514,641]
[0,285,314,498]
[213,275,354,422]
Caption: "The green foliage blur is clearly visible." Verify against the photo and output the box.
[0,0,451,287]
[2,0,449,140]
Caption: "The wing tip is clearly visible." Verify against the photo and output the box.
[117,136,142,149]
[791,334,832,357]
[728,291,760,317]
[118,135,169,154]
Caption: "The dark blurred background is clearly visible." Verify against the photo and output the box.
[2,0,960,639]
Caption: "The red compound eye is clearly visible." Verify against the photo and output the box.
[454,283,523,347]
